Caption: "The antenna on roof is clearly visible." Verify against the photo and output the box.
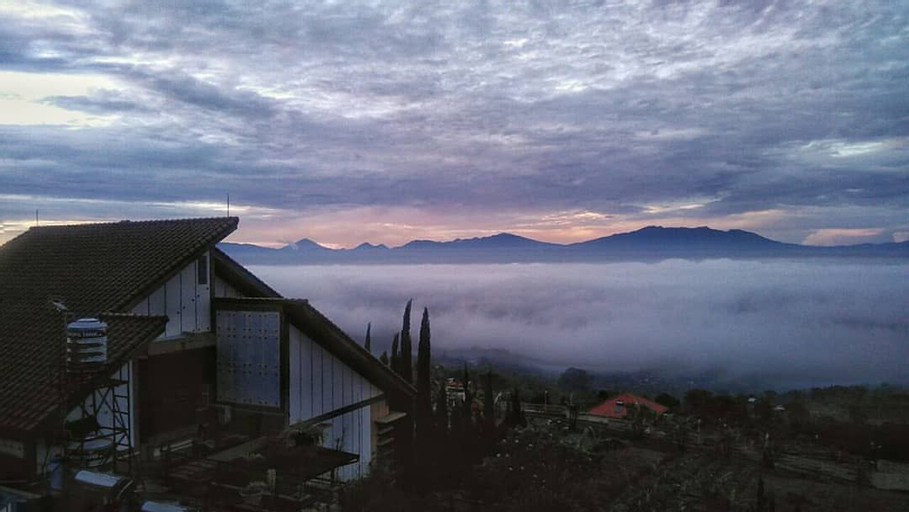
[227,193,230,217]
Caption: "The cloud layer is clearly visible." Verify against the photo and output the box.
[1,1,907,246]
[251,260,909,388]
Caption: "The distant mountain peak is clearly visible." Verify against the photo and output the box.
[354,242,388,250]
[284,238,329,251]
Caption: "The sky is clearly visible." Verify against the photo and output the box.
[1,0,907,248]
[253,260,909,388]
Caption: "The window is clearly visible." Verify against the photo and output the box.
[197,254,208,285]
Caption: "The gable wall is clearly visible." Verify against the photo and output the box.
[213,274,244,298]
[132,251,211,338]
[289,324,382,480]
[288,324,382,424]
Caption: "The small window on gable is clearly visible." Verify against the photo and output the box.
[198,254,209,285]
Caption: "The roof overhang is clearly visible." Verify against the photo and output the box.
[210,247,281,298]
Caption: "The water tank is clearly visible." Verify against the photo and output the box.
[66,318,108,370]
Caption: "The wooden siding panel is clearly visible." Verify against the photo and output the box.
[134,258,212,339]
[148,286,165,317]
[335,356,344,415]
[287,324,382,424]
[180,262,197,333]
[311,344,323,418]
[164,270,182,337]
[316,404,372,481]
[300,333,312,420]
[360,404,371,476]
[196,251,211,331]
[132,297,149,316]
[288,326,301,423]
[213,275,242,298]
[283,324,386,478]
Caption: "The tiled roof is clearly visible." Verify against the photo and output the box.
[588,393,669,419]
[0,218,238,434]
[0,306,166,433]
[0,217,238,316]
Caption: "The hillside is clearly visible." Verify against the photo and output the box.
[219,226,909,264]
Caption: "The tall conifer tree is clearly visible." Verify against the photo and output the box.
[364,323,371,352]
[416,308,433,434]
[400,300,413,383]
[390,333,400,375]
[483,370,495,436]
[462,364,473,422]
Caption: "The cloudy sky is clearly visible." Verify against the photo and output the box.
[1,0,907,248]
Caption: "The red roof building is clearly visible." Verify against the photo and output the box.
[588,393,669,419]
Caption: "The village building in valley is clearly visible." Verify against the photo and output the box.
[0,217,414,510]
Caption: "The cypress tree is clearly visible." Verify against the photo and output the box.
[379,350,389,366]
[416,308,433,435]
[400,300,413,383]
[508,388,526,427]
[483,370,495,437]
[364,323,371,353]
[410,308,433,493]
[390,333,400,375]
[462,364,472,418]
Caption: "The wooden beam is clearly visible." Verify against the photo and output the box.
[145,332,215,356]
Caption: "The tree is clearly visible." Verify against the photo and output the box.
[416,308,433,437]
[655,393,680,409]
[507,388,526,428]
[483,370,496,438]
[433,378,451,489]
[364,323,371,353]
[558,367,592,393]
[684,388,713,414]
[462,364,473,417]
[390,333,400,375]
[379,350,389,366]
[460,364,475,442]
[400,300,413,383]
[410,308,434,493]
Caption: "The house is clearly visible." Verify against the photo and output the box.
[588,393,669,419]
[0,217,414,507]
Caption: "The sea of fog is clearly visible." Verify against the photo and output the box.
[249,259,908,388]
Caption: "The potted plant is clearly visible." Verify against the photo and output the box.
[282,424,324,447]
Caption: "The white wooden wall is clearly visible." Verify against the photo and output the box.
[288,325,382,423]
[132,251,211,338]
[213,274,243,298]
[321,404,373,481]
[289,324,381,480]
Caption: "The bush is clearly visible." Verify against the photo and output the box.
[472,422,602,510]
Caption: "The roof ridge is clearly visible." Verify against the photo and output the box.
[27,216,238,232]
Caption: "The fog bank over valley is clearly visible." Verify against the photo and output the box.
[250,260,908,389]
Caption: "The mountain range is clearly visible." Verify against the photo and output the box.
[219,226,908,265]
